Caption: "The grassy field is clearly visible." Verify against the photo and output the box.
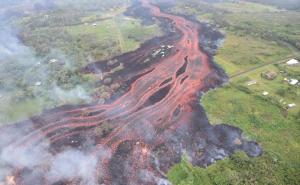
[215,32,293,75]
[213,1,279,13]
[66,16,161,54]
[166,0,300,184]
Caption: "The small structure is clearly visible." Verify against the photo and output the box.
[261,71,278,80]
[247,80,257,86]
[289,79,299,85]
[262,91,269,96]
[286,59,299,65]
[288,103,296,108]
[152,49,162,57]
[49,59,58,64]
[34,81,42,86]
[0,94,3,99]
[93,23,97,27]
[107,59,119,66]
[167,45,174,49]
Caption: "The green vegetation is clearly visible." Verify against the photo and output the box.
[166,0,300,184]
[215,33,292,75]
[18,6,161,66]
[0,0,162,124]
[225,12,300,50]
[213,1,279,13]
[66,16,160,54]
[169,151,299,185]
[247,0,300,10]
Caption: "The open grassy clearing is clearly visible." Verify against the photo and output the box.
[215,32,293,75]
[66,15,161,54]
[213,1,279,13]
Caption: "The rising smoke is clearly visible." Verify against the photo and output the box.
[0,1,99,184]
[0,0,96,124]
[0,126,100,184]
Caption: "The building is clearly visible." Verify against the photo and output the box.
[286,59,299,65]
[288,103,296,108]
[289,79,299,85]
[34,81,42,86]
[262,91,269,96]
[49,59,58,64]
[261,71,278,80]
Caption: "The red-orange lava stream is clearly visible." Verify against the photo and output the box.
[0,1,261,185]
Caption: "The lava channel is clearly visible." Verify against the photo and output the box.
[0,0,262,185]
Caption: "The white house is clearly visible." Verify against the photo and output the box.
[49,59,58,64]
[35,81,42,86]
[288,103,296,108]
[289,79,299,85]
[286,59,299,65]
[262,91,269,96]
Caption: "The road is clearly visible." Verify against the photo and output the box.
[229,55,297,79]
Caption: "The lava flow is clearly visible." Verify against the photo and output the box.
[0,0,262,185]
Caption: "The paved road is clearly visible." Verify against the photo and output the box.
[229,55,298,79]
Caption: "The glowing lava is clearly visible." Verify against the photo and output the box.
[0,0,262,185]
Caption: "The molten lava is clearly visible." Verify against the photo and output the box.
[0,0,262,185]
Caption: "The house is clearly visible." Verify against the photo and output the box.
[288,103,296,108]
[35,81,42,86]
[262,91,269,96]
[286,59,299,65]
[289,79,299,85]
[152,49,162,57]
[261,71,278,80]
[49,59,58,64]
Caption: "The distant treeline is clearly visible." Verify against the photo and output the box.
[246,0,300,10]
